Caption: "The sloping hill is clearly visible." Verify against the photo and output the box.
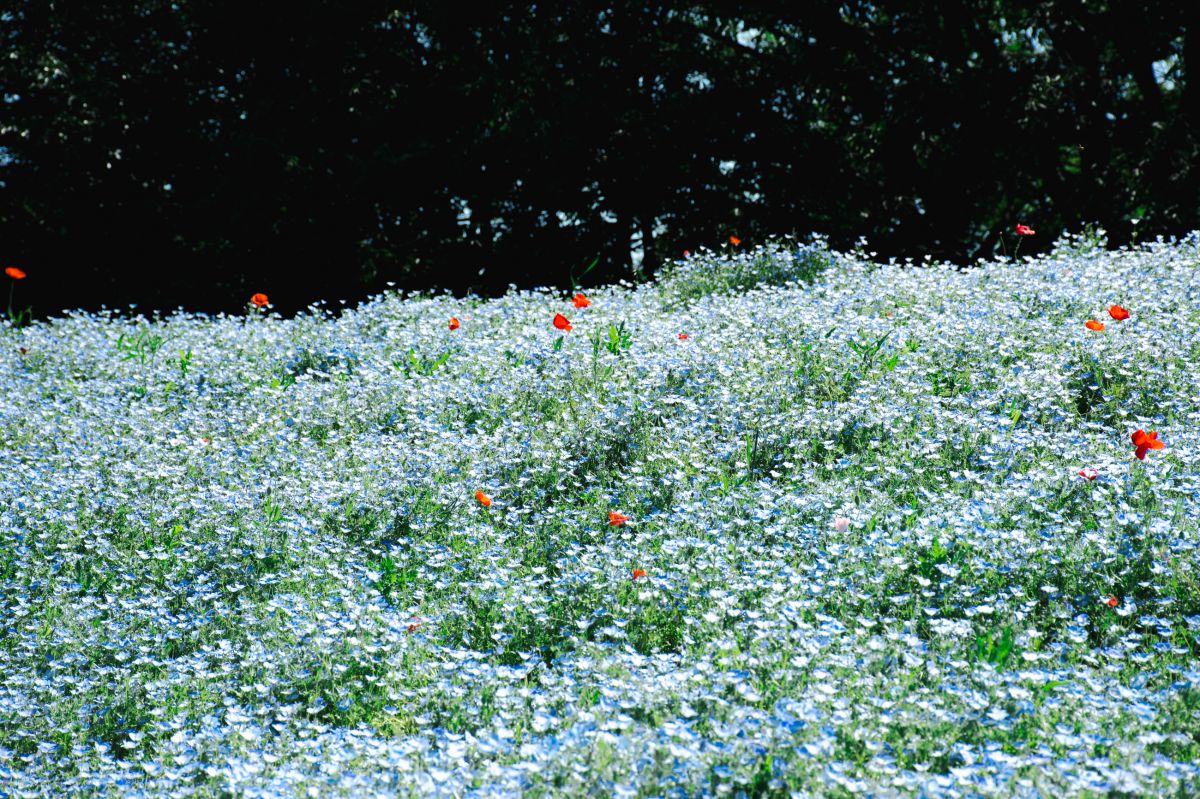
[2,234,1199,797]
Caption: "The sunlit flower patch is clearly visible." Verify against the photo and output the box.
[1,231,1198,797]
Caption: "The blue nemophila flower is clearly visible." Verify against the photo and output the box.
[1,235,1199,797]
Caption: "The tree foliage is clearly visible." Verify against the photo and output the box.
[2,2,1197,315]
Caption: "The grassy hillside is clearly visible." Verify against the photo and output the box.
[2,234,1199,797]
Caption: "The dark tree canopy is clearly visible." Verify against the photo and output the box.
[2,2,1198,316]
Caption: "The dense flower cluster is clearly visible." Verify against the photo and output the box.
[1,232,1198,797]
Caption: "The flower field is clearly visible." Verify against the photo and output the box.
[2,233,1200,797]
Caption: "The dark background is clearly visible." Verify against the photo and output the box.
[2,2,1198,318]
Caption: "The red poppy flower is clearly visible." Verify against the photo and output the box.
[449,317,460,330]
[573,293,590,309]
[729,235,742,246]
[250,293,269,308]
[1131,429,1164,460]
[1078,468,1098,481]
[5,267,26,280]
[18,347,27,356]
[678,333,689,340]
[1108,305,1130,321]
[608,511,630,526]
[1105,596,1118,608]
[632,568,647,581]
[682,250,690,257]
[475,490,492,507]
[553,313,573,332]
[1085,320,1105,331]
[1015,224,1036,236]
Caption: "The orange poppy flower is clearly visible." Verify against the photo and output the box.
[632,568,647,581]
[553,312,573,332]
[475,490,492,507]
[449,317,460,330]
[1105,596,1118,608]
[608,511,630,526]
[1131,429,1164,460]
[1015,224,1036,236]
[729,235,742,246]
[1108,305,1130,321]
[250,292,269,308]
[406,619,424,633]
[5,267,26,280]
[1078,468,1098,481]
[1085,320,1105,331]
[573,293,590,309]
